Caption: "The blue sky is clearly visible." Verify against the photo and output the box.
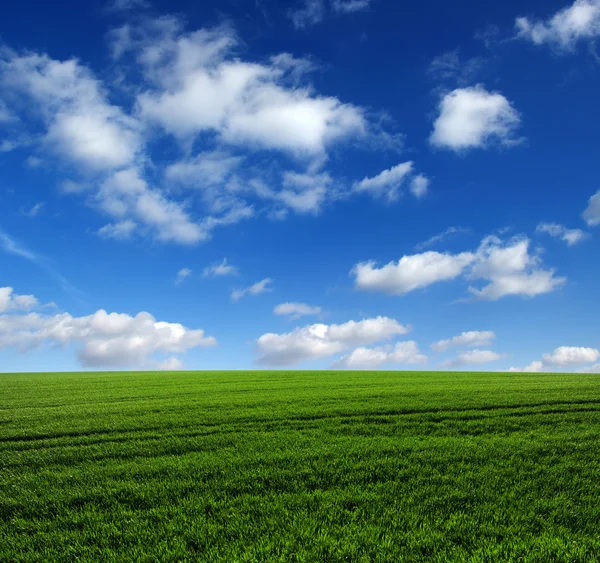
[1,0,599,372]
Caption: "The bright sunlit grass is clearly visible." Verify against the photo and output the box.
[1,370,599,562]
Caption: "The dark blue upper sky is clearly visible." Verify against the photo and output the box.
[1,0,599,372]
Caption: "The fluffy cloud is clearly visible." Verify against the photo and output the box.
[333,341,427,369]
[468,236,566,300]
[231,278,273,302]
[430,86,521,151]
[0,297,216,368]
[510,346,600,372]
[442,349,504,368]
[353,162,414,202]
[132,22,365,156]
[353,235,565,300]
[0,52,142,170]
[509,361,545,373]
[431,331,495,352]
[274,302,322,319]
[202,258,238,277]
[256,316,409,366]
[353,251,475,295]
[583,190,600,226]
[96,168,208,244]
[0,287,39,313]
[536,222,588,245]
[516,0,600,50]
[542,346,600,366]
[97,220,137,241]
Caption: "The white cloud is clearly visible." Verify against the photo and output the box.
[410,174,429,199]
[509,361,545,373]
[431,330,496,352]
[175,268,192,285]
[274,302,322,319]
[510,346,600,372]
[583,190,600,226]
[0,287,39,313]
[583,363,600,373]
[0,52,142,171]
[430,86,521,151]
[536,222,588,245]
[231,278,273,302]
[516,0,600,50]
[353,251,475,295]
[332,340,427,369]
[0,300,216,368]
[354,235,565,300]
[202,258,238,277]
[97,220,137,241]
[353,161,413,202]
[542,346,600,366]
[165,151,243,192]
[331,0,375,13]
[134,22,366,157]
[256,316,409,366]
[96,168,206,244]
[468,236,566,300]
[156,357,184,370]
[442,349,504,368]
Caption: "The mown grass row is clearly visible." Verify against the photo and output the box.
[1,371,599,562]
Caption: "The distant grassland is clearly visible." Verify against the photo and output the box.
[1,370,600,562]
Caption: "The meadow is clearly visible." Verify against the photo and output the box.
[1,370,599,562]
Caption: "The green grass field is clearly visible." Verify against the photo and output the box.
[1,370,599,562]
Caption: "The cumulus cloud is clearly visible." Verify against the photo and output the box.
[427,50,485,86]
[542,346,600,366]
[274,302,322,319]
[353,162,414,202]
[353,251,475,295]
[0,51,142,171]
[442,349,504,368]
[256,316,409,366]
[430,86,521,151]
[0,287,39,313]
[508,361,545,373]
[353,235,566,300]
[1,16,405,245]
[583,190,600,226]
[131,21,366,156]
[332,340,427,369]
[175,268,192,285]
[0,294,216,368]
[231,278,273,302]
[467,236,566,300]
[536,222,588,245]
[202,258,238,277]
[510,346,600,372]
[516,0,600,50]
[431,330,495,352]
